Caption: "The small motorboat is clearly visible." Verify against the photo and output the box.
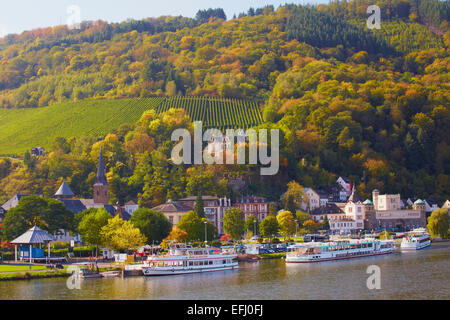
[79,268,102,279]
[77,259,101,279]
[100,271,121,278]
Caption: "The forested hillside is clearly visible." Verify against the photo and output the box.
[0,1,448,205]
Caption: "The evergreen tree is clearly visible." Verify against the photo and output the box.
[194,193,205,218]
[285,194,297,214]
[321,216,330,230]
[23,150,35,169]
[268,202,278,216]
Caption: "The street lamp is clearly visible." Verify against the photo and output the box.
[204,221,207,245]
[254,220,256,237]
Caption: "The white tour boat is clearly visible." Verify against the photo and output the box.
[142,246,238,276]
[401,228,431,250]
[286,239,395,263]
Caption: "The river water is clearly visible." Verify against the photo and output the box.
[0,243,449,300]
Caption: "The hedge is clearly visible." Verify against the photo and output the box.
[1,245,100,260]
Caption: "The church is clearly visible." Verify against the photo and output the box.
[54,148,130,220]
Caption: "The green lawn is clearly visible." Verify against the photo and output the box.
[0,265,47,273]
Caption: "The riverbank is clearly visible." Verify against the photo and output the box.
[0,265,120,281]
[0,269,69,281]
[1,244,447,300]
[257,252,286,259]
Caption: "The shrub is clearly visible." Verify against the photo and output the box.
[209,240,221,247]
[379,231,392,240]
[72,246,96,257]
[191,242,204,248]
[51,241,70,249]
[46,248,68,257]
[272,238,281,244]
[0,251,15,261]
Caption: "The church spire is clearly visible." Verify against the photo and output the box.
[95,147,108,186]
[93,147,109,204]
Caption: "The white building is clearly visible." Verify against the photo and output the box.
[53,230,81,242]
[302,188,321,211]
[153,196,232,235]
[328,186,364,234]
[125,201,139,215]
[317,190,329,207]
[442,200,450,213]
[373,190,402,211]
[337,176,352,198]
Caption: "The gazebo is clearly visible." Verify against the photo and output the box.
[11,226,54,263]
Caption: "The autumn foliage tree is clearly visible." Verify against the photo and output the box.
[100,216,147,252]
[427,209,449,239]
[303,219,319,233]
[276,210,297,238]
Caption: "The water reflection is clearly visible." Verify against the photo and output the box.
[0,244,448,300]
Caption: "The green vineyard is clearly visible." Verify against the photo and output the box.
[155,96,263,130]
[0,96,262,155]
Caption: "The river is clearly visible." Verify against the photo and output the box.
[0,243,448,300]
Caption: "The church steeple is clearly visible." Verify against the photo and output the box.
[95,147,108,186]
[93,147,109,204]
[348,183,362,203]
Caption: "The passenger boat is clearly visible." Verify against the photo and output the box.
[142,245,238,276]
[286,239,395,263]
[401,228,431,250]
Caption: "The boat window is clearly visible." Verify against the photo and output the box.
[189,261,193,266]
[158,262,164,267]
[223,260,226,264]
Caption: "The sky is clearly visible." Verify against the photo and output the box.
[0,0,328,37]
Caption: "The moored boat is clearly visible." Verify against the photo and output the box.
[142,245,238,276]
[401,228,431,250]
[286,239,395,263]
[100,271,121,278]
[79,267,102,278]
